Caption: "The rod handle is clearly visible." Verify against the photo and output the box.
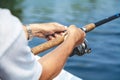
[83,23,96,32]
[31,35,64,55]
[31,23,95,55]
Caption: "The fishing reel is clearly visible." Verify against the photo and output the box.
[70,39,91,57]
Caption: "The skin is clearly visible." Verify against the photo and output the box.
[23,22,66,40]
[23,22,85,80]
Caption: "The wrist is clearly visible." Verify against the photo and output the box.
[29,24,44,37]
[61,40,75,56]
[26,24,33,40]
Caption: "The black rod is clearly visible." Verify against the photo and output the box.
[94,13,120,27]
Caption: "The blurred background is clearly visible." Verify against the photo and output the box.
[0,0,120,80]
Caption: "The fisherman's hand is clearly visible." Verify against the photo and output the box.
[65,25,86,47]
[28,22,66,39]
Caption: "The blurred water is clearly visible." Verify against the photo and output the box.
[1,0,120,80]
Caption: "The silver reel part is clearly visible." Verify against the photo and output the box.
[70,39,91,56]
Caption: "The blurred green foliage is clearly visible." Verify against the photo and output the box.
[0,0,23,19]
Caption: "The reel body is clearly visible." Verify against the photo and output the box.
[70,39,91,56]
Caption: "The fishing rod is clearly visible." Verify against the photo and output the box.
[32,13,120,56]
[81,13,120,33]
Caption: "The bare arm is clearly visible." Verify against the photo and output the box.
[23,26,28,39]
[23,23,85,80]
[38,25,85,80]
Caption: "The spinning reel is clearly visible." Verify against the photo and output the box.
[70,39,91,56]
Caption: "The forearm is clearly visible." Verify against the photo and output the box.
[23,26,28,39]
[38,37,75,80]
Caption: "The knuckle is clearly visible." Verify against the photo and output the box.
[70,25,76,28]
[52,22,59,25]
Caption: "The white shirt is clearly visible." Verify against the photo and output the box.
[0,9,42,80]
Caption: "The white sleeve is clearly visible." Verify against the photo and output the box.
[0,8,42,80]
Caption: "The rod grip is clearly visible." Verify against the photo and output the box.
[83,23,95,32]
[31,35,64,55]
[31,23,95,55]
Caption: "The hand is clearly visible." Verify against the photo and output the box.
[29,22,66,39]
[65,25,86,47]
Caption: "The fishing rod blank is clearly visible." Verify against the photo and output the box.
[82,13,120,33]
[95,13,120,27]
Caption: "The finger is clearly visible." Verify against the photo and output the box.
[59,32,64,36]
[46,33,60,41]
[45,34,54,40]
[54,33,61,38]
[69,25,77,28]
[48,35,55,40]
[52,23,67,32]
[52,22,65,27]
[78,28,86,37]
